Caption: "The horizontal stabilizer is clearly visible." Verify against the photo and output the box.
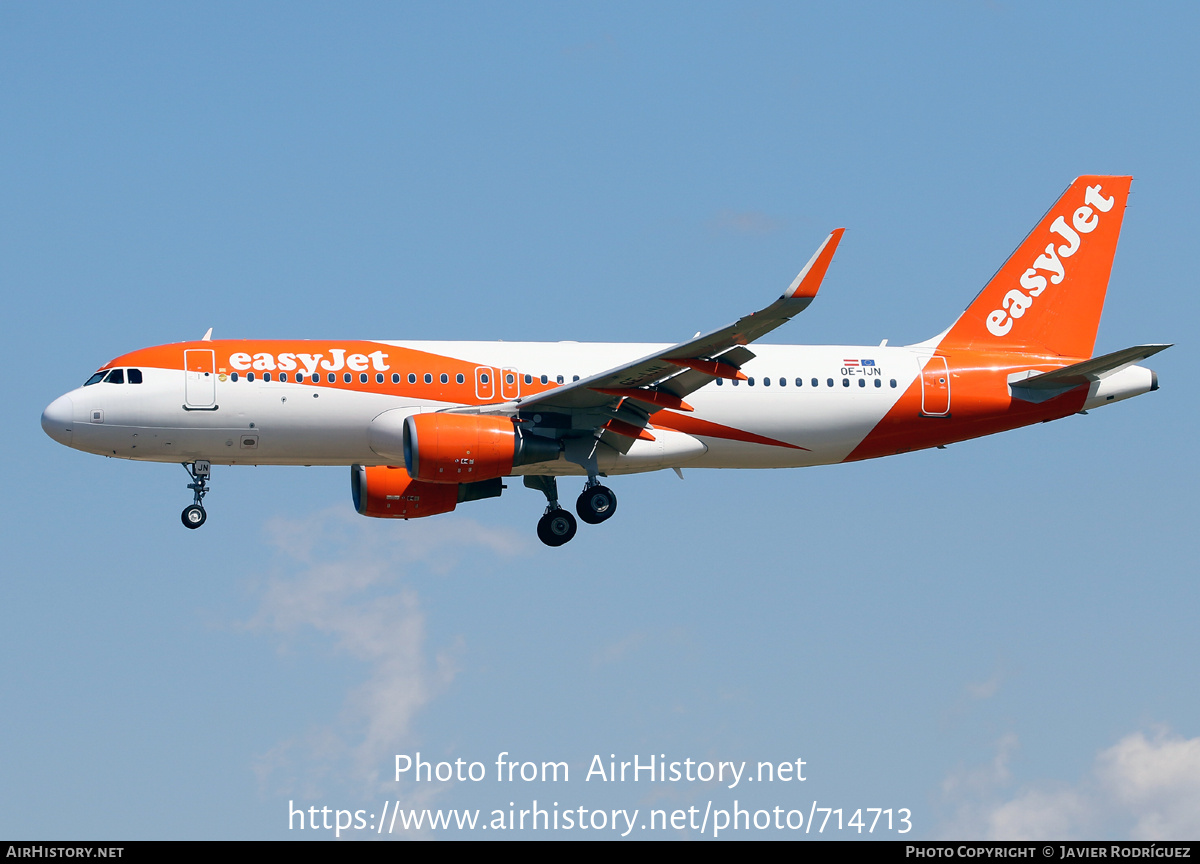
[1010,343,1170,402]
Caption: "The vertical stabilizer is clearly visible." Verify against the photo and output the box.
[939,176,1132,358]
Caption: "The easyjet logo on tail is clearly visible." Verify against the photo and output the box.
[986,184,1116,338]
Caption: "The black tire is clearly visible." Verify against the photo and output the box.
[576,485,617,525]
[537,508,577,547]
[181,504,207,529]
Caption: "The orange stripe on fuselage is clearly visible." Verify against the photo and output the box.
[652,412,808,451]
[846,350,1088,461]
[103,340,565,405]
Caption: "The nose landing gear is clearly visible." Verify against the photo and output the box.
[180,461,211,529]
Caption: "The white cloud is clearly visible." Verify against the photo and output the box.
[938,727,1200,840]
[1096,729,1200,839]
[247,507,525,798]
[942,732,1018,799]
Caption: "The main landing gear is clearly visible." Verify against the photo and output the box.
[576,479,617,525]
[525,475,617,547]
[181,460,211,529]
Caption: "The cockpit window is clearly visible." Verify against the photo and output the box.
[84,372,106,386]
[127,368,143,384]
[104,369,125,384]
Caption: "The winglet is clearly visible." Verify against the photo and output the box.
[201,328,213,341]
[784,228,845,300]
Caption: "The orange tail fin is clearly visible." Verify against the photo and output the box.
[939,176,1132,359]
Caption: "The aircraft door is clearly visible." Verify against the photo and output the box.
[184,349,217,408]
[500,367,520,401]
[475,366,496,402]
[920,355,950,416]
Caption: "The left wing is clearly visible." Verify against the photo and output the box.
[466,228,844,432]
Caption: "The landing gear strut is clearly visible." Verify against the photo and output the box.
[181,460,211,529]
[576,478,617,525]
[525,476,577,547]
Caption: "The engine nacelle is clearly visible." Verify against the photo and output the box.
[403,413,560,483]
[350,464,502,519]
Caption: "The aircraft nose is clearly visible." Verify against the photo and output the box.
[41,394,75,447]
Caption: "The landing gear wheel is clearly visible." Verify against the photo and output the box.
[181,504,207,529]
[181,460,212,530]
[576,485,617,524]
[537,508,577,547]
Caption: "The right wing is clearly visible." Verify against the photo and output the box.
[500,227,845,419]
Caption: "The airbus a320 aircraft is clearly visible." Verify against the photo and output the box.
[42,176,1167,546]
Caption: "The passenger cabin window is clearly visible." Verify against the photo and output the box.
[858,378,865,388]
[812,378,819,387]
[842,378,849,387]
[296,373,305,383]
[874,379,881,388]
[748,377,755,386]
[279,373,288,382]
[128,369,143,384]
[456,373,465,384]
[391,373,400,383]
[556,375,564,384]
[716,378,724,386]
[377,373,384,383]
[540,374,548,384]
[440,373,448,384]
[424,373,432,384]
[524,374,532,385]
[763,377,770,386]
[779,378,786,387]
[360,373,368,383]
[230,372,239,382]
[247,372,255,382]
[344,373,352,383]
[409,373,417,384]
[479,373,489,384]
[890,379,897,388]
[795,378,803,387]
[328,373,336,383]
[263,372,271,382]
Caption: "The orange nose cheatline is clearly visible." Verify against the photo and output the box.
[41,394,74,447]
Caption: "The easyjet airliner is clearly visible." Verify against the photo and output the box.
[42,176,1167,546]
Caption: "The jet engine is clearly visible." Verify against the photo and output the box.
[350,464,503,519]
[402,413,560,483]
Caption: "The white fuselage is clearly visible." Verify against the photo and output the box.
[45,341,924,473]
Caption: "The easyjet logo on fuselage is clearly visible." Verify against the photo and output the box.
[227,348,391,376]
[985,184,1115,338]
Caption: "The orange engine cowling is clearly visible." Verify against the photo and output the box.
[350,464,503,519]
[403,413,560,484]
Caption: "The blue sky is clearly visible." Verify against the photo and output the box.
[2,2,1197,840]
